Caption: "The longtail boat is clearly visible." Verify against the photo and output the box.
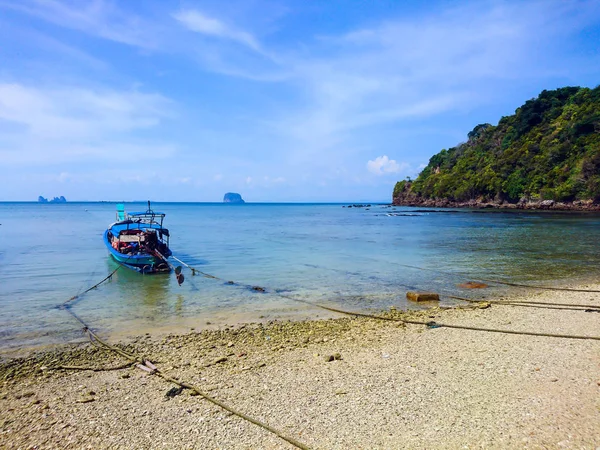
[103,202,173,274]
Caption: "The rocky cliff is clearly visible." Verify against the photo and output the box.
[393,86,600,210]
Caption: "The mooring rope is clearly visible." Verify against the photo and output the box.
[54,254,600,449]
[58,266,312,450]
[385,262,600,293]
[171,257,600,341]
[447,295,600,312]
[271,294,600,341]
[171,256,203,276]
[64,264,121,304]
[51,362,134,372]
[296,262,600,311]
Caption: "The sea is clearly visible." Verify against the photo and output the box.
[1,202,599,357]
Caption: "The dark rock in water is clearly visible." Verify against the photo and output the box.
[223,192,245,203]
[38,196,48,203]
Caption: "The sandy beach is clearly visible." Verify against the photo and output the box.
[1,285,599,449]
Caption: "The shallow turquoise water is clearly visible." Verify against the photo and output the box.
[1,202,599,355]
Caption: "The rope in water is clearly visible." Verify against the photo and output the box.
[58,265,312,450]
[172,257,600,341]
[386,262,600,293]
[64,265,121,303]
[295,261,600,311]
[174,256,600,305]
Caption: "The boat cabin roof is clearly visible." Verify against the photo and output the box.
[110,221,169,235]
[128,211,166,217]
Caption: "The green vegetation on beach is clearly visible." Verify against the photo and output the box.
[394,86,600,205]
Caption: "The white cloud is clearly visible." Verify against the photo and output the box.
[367,156,407,175]
[268,0,600,165]
[0,0,161,49]
[173,9,260,51]
[0,83,172,139]
[0,82,175,165]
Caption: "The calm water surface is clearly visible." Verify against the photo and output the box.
[1,202,599,356]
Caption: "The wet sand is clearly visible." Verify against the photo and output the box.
[1,285,599,449]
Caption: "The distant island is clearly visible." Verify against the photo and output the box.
[223,192,245,204]
[393,86,600,210]
[38,196,67,203]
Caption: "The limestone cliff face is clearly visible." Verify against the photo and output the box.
[223,192,245,203]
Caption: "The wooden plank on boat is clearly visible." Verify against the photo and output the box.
[406,291,440,302]
[118,234,144,243]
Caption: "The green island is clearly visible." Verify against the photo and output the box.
[393,86,600,209]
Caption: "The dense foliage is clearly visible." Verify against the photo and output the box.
[394,86,600,203]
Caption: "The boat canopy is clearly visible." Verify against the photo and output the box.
[128,211,166,217]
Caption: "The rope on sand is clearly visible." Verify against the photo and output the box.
[58,268,312,450]
[447,295,600,312]
[272,294,600,341]
[55,257,600,448]
[49,362,134,372]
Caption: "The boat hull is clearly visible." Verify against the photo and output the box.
[103,229,171,274]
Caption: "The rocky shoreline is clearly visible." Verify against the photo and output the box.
[392,197,600,211]
[1,285,599,449]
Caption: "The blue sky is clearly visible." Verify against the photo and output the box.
[0,0,599,202]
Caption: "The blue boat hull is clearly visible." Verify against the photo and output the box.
[103,229,171,274]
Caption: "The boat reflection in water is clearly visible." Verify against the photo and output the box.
[106,258,185,321]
